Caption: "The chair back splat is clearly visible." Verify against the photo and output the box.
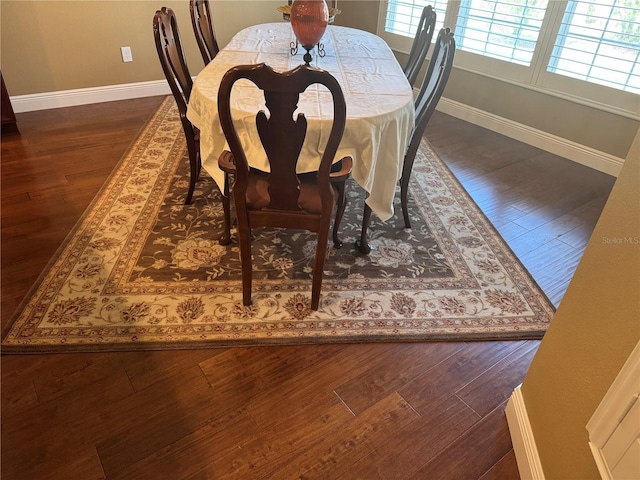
[189,0,220,65]
[403,5,437,87]
[217,63,352,310]
[153,7,231,243]
[401,27,456,228]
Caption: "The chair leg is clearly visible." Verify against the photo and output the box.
[185,176,196,205]
[400,154,415,229]
[311,226,331,310]
[356,202,372,254]
[185,147,200,206]
[332,181,347,249]
[219,173,232,246]
[400,178,410,229]
[236,214,253,306]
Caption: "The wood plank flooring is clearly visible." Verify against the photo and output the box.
[1,97,615,479]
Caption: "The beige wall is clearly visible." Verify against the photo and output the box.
[1,1,637,159]
[444,70,638,160]
[0,1,283,93]
[332,0,379,32]
[2,1,194,93]
[520,130,640,478]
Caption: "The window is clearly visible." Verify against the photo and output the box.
[377,0,640,115]
[455,0,547,66]
[384,0,449,37]
[548,0,640,94]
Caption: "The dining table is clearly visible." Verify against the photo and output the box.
[186,22,415,253]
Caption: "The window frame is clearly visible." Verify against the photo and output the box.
[376,0,640,117]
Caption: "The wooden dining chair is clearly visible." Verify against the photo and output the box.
[403,6,437,87]
[189,0,219,65]
[357,27,455,252]
[401,27,456,228]
[217,63,352,310]
[153,7,231,244]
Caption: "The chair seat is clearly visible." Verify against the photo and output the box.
[219,152,352,216]
[246,174,337,213]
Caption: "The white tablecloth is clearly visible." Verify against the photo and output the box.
[187,22,414,221]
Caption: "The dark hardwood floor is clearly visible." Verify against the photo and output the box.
[1,97,615,479]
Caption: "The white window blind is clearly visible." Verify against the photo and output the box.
[547,0,640,94]
[384,0,449,38]
[377,0,640,114]
[455,0,548,66]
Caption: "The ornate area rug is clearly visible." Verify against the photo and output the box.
[2,98,553,353]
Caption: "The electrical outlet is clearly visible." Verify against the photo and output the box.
[121,46,133,62]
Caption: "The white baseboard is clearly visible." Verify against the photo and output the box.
[11,81,623,177]
[10,80,171,113]
[506,385,546,480]
[437,98,623,177]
